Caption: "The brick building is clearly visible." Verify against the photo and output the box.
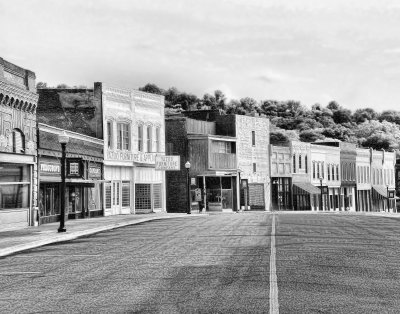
[0,57,38,230]
[165,111,270,213]
[37,124,104,224]
[37,87,104,224]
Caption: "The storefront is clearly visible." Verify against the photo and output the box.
[37,124,104,224]
[38,157,103,224]
[194,175,237,212]
[292,182,320,211]
[0,157,34,230]
[134,166,164,214]
[271,177,292,211]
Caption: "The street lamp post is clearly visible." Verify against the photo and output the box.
[58,131,69,232]
[387,185,390,213]
[273,180,279,211]
[185,161,191,214]
[319,176,323,211]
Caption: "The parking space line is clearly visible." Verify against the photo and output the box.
[270,214,279,314]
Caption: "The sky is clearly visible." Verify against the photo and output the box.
[1,0,400,111]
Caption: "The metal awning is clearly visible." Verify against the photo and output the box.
[293,182,321,195]
[372,185,399,199]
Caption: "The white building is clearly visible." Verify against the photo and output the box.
[98,83,166,215]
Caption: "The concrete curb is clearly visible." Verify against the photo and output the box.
[0,214,206,258]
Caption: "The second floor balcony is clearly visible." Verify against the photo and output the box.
[188,135,237,173]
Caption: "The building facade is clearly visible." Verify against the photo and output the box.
[100,84,166,215]
[356,148,372,212]
[371,149,396,212]
[0,58,38,230]
[165,111,270,213]
[270,144,292,210]
[38,124,104,224]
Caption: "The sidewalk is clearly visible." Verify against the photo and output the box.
[0,212,203,258]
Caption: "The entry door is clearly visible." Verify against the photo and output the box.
[112,181,121,215]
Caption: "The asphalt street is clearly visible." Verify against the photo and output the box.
[0,213,271,313]
[276,213,400,314]
[2,212,400,313]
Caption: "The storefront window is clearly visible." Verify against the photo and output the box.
[153,183,162,209]
[122,181,130,207]
[0,163,29,182]
[88,184,101,211]
[0,163,30,210]
[0,184,29,209]
[39,184,60,216]
[105,183,112,209]
[135,184,151,210]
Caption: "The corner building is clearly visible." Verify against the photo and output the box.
[0,58,38,230]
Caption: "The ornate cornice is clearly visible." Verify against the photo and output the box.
[132,90,164,103]
[0,78,38,104]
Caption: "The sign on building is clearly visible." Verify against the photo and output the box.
[155,155,180,170]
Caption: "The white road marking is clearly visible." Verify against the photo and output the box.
[270,214,279,314]
[0,272,41,275]
[13,254,100,257]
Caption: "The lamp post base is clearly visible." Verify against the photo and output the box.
[58,228,67,233]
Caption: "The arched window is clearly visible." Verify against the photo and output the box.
[13,129,25,153]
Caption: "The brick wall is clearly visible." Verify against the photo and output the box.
[165,117,189,212]
[37,88,103,139]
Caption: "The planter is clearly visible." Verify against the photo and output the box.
[208,202,222,212]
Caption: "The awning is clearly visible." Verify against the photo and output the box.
[372,185,399,199]
[293,182,321,195]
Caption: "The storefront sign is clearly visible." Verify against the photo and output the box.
[107,150,134,161]
[133,153,155,164]
[155,155,180,170]
[107,150,156,164]
[89,165,102,179]
[40,162,61,174]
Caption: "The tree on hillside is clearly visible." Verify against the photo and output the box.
[352,108,378,123]
[327,101,340,111]
[139,83,164,95]
[36,82,48,89]
[299,130,325,142]
[361,133,398,150]
[379,110,400,125]
[332,107,352,124]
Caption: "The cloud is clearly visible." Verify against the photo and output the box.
[383,48,400,54]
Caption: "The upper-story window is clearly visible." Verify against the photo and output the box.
[299,154,302,169]
[317,162,320,178]
[214,141,232,154]
[293,154,296,173]
[147,125,152,152]
[313,162,316,179]
[253,163,257,173]
[321,162,325,178]
[252,131,255,146]
[328,164,331,181]
[107,121,113,149]
[155,127,160,153]
[117,123,130,150]
[305,155,308,173]
[12,129,24,153]
[336,165,339,181]
[138,124,143,152]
